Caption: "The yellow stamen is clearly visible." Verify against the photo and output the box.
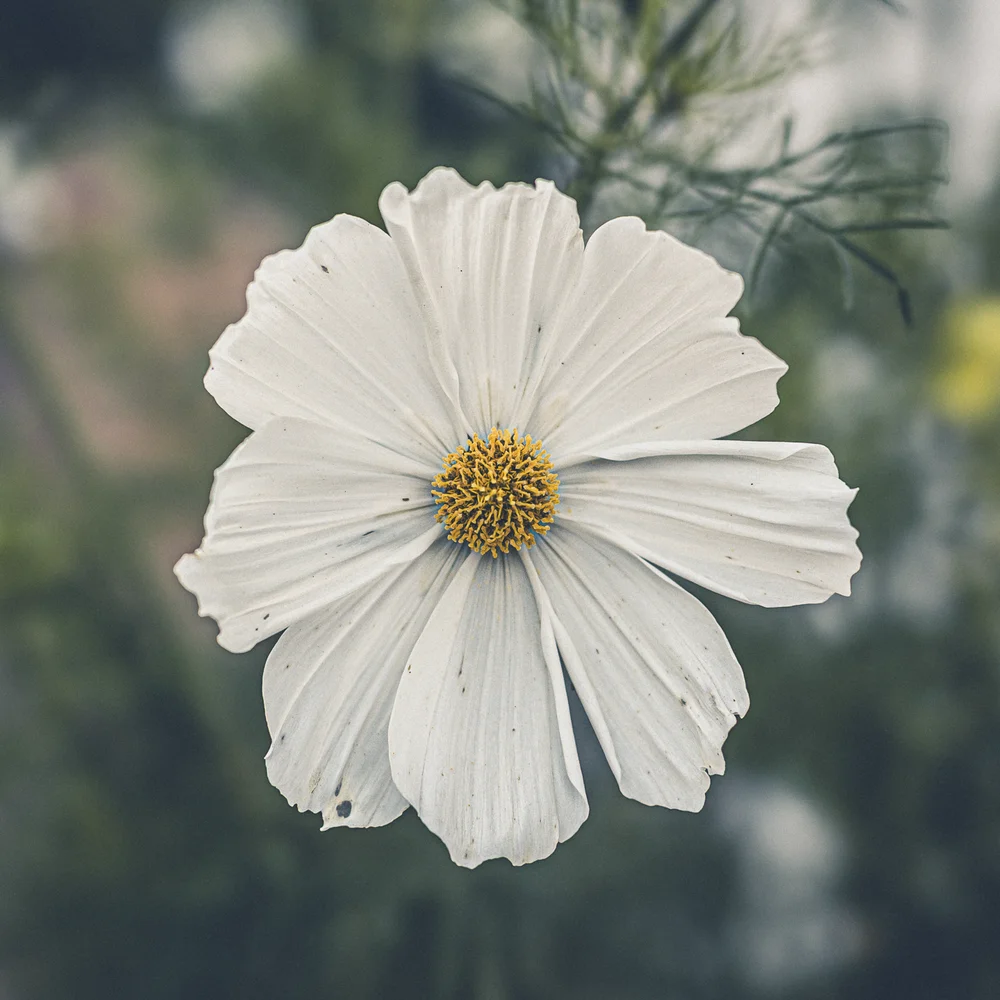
[432,428,560,557]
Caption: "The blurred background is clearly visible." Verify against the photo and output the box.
[0,0,998,997]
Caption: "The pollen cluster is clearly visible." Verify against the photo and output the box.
[432,428,560,557]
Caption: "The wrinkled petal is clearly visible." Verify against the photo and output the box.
[379,167,584,434]
[175,417,439,653]
[531,526,748,812]
[205,212,458,464]
[264,539,464,830]
[560,440,861,606]
[388,550,588,867]
[524,217,786,462]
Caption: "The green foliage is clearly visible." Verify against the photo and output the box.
[473,0,947,322]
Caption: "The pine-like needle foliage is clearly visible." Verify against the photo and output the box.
[472,0,947,323]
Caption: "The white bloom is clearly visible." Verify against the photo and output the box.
[176,167,861,868]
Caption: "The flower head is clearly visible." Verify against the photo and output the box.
[176,167,861,867]
[432,427,559,556]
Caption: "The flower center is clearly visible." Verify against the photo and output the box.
[431,428,560,557]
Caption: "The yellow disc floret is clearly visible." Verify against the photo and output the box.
[432,428,560,557]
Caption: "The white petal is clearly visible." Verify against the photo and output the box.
[524,217,786,461]
[204,212,458,465]
[387,550,588,867]
[263,539,464,830]
[174,417,440,653]
[379,167,584,433]
[560,440,861,607]
[531,526,748,812]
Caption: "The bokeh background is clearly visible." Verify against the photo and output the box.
[1,1,998,997]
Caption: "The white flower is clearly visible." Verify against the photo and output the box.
[175,166,861,868]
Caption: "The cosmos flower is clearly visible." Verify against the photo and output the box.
[176,167,861,868]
